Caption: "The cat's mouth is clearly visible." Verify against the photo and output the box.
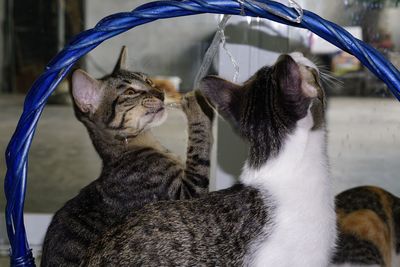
[144,106,166,125]
[146,106,167,127]
[145,106,165,116]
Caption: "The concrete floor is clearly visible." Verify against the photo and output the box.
[327,97,400,194]
[1,95,400,265]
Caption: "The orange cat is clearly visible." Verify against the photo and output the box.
[151,78,182,104]
[333,186,400,267]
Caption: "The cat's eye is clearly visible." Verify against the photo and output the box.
[304,66,318,79]
[124,88,137,96]
[305,66,314,72]
[145,78,155,87]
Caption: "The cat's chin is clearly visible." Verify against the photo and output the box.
[147,108,168,128]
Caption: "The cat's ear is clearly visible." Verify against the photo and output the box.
[72,69,103,114]
[112,46,128,73]
[199,75,242,127]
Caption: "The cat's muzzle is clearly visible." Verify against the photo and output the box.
[142,98,165,113]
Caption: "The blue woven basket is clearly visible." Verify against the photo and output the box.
[4,0,400,266]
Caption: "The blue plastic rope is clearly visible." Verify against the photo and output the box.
[4,0,400,265]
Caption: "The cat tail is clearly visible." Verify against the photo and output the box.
[393,195,400,258]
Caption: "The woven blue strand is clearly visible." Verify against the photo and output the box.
[4,0,400,265]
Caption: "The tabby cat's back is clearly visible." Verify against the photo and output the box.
[82,52,336,267]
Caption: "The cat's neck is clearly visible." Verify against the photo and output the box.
[241,119,328,187]
[90,128,167,161]
[241,125,331,211]
[241,119,336,267]
[124,130,166,152]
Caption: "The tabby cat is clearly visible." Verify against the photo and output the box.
[81,52,337,267]
[41,47,214,266]
[332,186,400,267]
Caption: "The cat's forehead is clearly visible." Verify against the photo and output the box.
[113,70,149,82]
[104,70,152,90]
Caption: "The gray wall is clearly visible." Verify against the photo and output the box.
[301,0,349,25]
[302,0,400,51]
[380,7,400,51]
[85,0,219,90]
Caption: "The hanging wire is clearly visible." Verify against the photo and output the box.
[194,15,232,88]
[246,0,303,23]
[5,0,400,266]
[237,0,246,15]
[288,0,303,23]
[219,16,241,82]
[194,14,240,87]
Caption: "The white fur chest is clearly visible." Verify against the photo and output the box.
[241,127,337,267]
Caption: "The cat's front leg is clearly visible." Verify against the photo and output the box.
[179,90,214,198]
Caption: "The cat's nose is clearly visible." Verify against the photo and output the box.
[289,52,304,59]
[150,88,165,101]
[288,52,318,71]
[277,54,296,65]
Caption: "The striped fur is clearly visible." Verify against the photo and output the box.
[41,47,214,266]
[332,186,400,267]
[81,53,335,266]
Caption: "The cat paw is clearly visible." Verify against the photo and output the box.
[182,90,214,123]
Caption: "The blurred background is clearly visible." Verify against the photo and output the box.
[1,0,400,265]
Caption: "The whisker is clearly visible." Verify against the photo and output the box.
[310,55,323,66]
[308,55,344,90]
[316,65,330,72]
[309,56,333,74]
[320,71,343,83]
[310,56,329,69]
[166,103,182,109]
[320,72,344,89]
[306,54,345,90]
